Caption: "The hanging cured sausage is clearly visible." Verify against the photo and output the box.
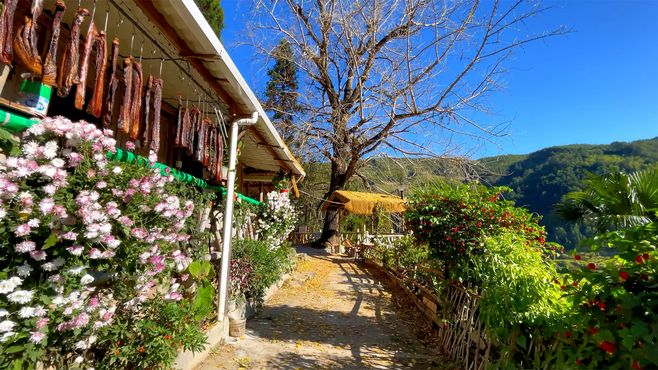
[42,0,66,86]
[129,59,143,140]
[150,78,163,153]
[0,0,18,65]
[74,20,97,110]
[214,126,224,182]
[102,38,120,127]
[175,96,184,147]
[58,8,90,97]
[117,57,133,134]
[142,75,154,146]
[13,0,44,76]
[86,30,108,117]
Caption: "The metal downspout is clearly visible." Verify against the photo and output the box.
[217,112,258,321]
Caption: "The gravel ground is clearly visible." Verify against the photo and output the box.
[196,246,449,370]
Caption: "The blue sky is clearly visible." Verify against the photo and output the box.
[221,1,658,158]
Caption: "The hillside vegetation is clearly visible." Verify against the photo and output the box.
[480,137,658,248]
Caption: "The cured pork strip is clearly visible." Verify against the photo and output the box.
[142,75,154,146]
[57,8,90,97]
[150,78,163,153]
[42,0,66,86]
[117,57,132,134]
[13,0,44,76]
[129,58,143,140]
[0,0,18,65]
[86,30,108,117]
[102,38,120,127]
[74,20,96,110]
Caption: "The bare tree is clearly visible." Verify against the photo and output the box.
[251,0,566,247]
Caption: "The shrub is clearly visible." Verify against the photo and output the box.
[557,223,658,369]
[406,183,555,283]
[0,117,213,368]
[231,239,294,302]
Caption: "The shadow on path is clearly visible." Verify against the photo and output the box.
[198,248,450,370]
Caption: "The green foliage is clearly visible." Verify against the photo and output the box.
[475,232,569,367]
[265,39,302,154]
[406,183,554,283]
[231,239,294,302]
[187,261,216,320]
[0,127,20,156]
[194,0,224,38]
[557,170,658,232]
[481,137,658,248]
[94,299,206,370]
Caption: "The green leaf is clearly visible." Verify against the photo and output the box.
[5,345,24,354]
[193,281,215,319]
[188,260,212,279]
[42,233,58,250]
[516,335,527,349]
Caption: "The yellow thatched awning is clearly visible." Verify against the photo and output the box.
[321,190,406,215]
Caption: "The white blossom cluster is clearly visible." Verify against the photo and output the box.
[256,191,298,249]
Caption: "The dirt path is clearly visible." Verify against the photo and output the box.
[197,247,446,369]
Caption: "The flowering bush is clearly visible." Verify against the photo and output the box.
[406,184,556,283]
[0,117,213,368]
[556,223,657,369]
[256,191,297,249]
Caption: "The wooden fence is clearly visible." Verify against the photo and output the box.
[364,255,491,369]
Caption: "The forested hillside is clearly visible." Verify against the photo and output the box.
[480,137,658,248]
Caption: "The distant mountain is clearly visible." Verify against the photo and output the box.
[479,137,658,248]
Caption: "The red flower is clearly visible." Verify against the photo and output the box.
[598,301,606,310]
[632,360,642,370]
[588,327,599,335]
[635,255,644,264]
[574,255,582,260]
[560,285,566,290]
[642,253,650,260]
[598,341,616,354]
[139,346,145,353]
[576,358,582,366]
[564,331,572,338]
[451,227,458,233]
[619,271,629,281]
[587,263,596,270]
[572,281,579,287]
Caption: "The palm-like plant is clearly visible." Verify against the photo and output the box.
[556,170,658,232]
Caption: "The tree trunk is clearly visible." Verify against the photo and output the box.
[318,208,340,249]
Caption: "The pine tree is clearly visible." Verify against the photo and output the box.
[265,39,302,155]
[194,0,224,38]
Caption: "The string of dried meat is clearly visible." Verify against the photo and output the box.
[42,0,66,86]
[102,38,120,127]
[86,30,108,117]
[57,7,89,97]
[13,0,44,76]
[175,96,184,147]
[150,78,163,153]
[129,58,143,140]
[0,0,18,65]
[117,57,133,134]
[142,75,154,147]
[74,19,96,110]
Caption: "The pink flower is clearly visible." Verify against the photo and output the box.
[66,245,84,256]
[15,223,31,237]
[125,141,136,150]
[35,317,49,329]
[88,249,103,259]
[118,216,133,227]
[16,241,36,253]
[39,198,55,214]
[29,331,45,344]
[165,292,183,301]
[96,181,107,189]
[60,231,78,241]
[27,218,40,228]
[130,228,148,240]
